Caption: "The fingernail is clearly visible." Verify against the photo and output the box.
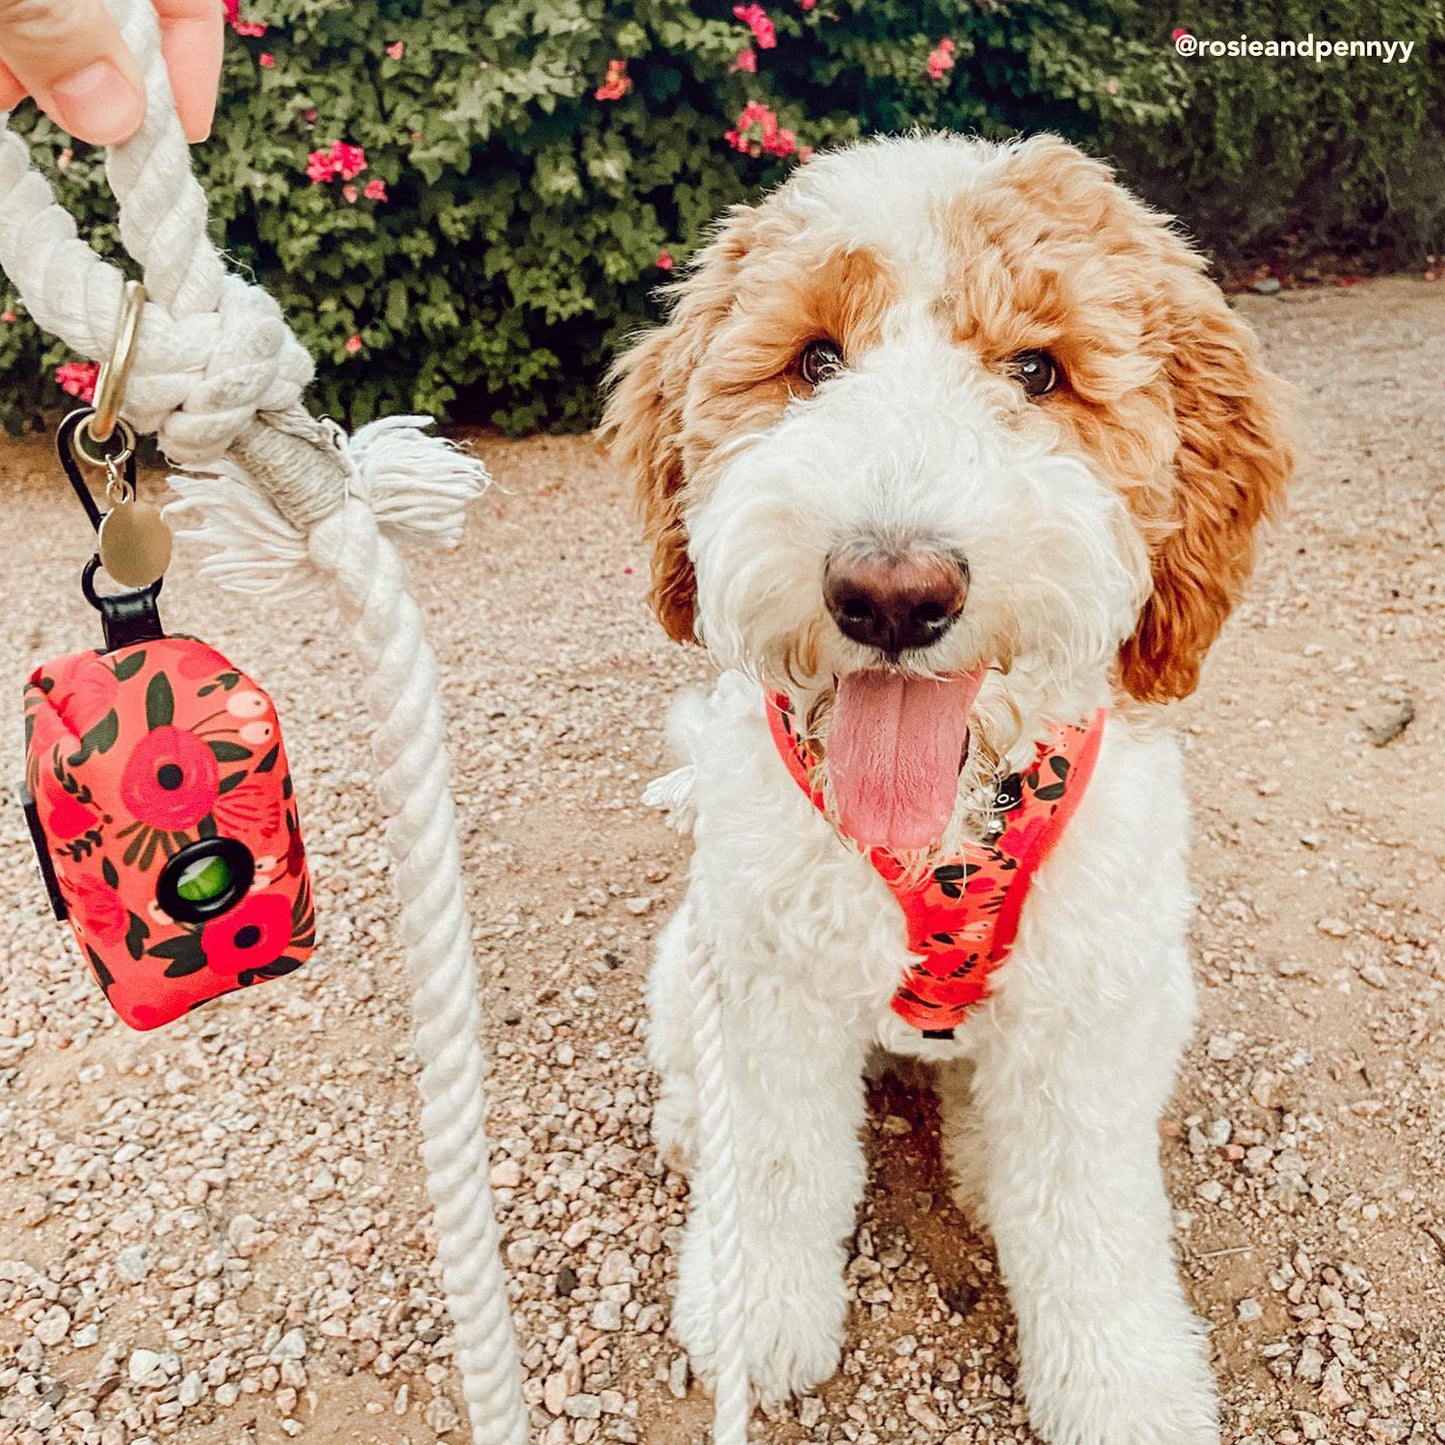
[50,61,145,145]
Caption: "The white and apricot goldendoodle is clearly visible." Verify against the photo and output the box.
[603,132,1292,1445]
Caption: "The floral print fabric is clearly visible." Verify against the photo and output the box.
[24,636,315,1031]
[767,693,1106,1035]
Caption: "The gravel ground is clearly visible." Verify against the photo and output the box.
[2,276,1444,1445]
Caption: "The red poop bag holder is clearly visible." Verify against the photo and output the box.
[18,307,315,1031]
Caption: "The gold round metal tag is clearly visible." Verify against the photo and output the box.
[98,501,173,589]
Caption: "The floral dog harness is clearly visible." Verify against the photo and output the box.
[767,693,1106,1037]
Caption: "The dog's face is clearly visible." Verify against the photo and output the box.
[605,135,1292,848]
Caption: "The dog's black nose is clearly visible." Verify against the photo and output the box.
[824,547,968,656]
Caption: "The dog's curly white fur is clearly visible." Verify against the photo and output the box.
[605,133,1292,1445]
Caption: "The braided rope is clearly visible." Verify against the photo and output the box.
[682,923,752,1444]
[0,5,528,1442]
[309,502,529,1441]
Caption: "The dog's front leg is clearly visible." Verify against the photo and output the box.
[660,912,869,1405]
[970,995,1219,1445]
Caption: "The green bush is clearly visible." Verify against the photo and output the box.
[1103,0,1445,265]
[0,1,1441,434]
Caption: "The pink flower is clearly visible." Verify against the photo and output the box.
[1,311,16,323]
[927,36,956,81]
[342,184,358,203]
[306,149,340,184]
[594,59,631,102]
[55,361,99,402]
[657,250,674,271]
[386,41,405,59]
[800,0,816,9]
[258,51,274,67]
[364,179,388,202]
[731,48,758,73]
[345,335,363,355]
[308,141,367,184]
[226,6,266,37]
[331,141,366,180]
[724,100,798,159]
[732,3,777,49]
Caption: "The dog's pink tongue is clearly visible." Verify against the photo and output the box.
[829,671,984,851]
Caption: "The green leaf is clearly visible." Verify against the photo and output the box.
[124,912,149,961]
[145,672,174,730]
[112,650,147,681]
[69,709,119,764]
[209,741,253,763]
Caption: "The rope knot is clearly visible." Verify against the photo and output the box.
[165,418,488,600]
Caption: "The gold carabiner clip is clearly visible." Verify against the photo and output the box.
[87,279,147,448]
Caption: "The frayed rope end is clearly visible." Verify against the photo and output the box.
[164,417,488,597]
[348,415,489,551]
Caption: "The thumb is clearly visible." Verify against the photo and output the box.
[0,0,146,146]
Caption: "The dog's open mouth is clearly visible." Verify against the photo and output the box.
[828,668,986,851]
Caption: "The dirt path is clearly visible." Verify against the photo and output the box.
[1,277,1443,1445]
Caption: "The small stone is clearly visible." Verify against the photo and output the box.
[33,1305,71,1346]
[1236,1298,1263,1323]
[598,1250,632,1287]
[226,1213,262,1249]
[1196,1180,1224,1203]
[1207,1035,1236,1061]
[799,1397,823,1428]
[1360,964,1388,990]
[590,1300,622,1332]
[1296,1343,1326,1383]
[1276,959,1307,978]
[1365,698,1415,747]
[1316,917,1350,939]
[1252,276,1282,294]
[178,1372,204,1408]
[115,1246,150,1284]
[905,1394,945,1431]
[128,1349,168,1388]
[424,1396,460,1435]
[564,1393,602,1420]
[490,1159,522,1189]
[1319,1359,1351,1409]
[271,1328,308,1362]
[668,1355,689,1400]
[544,1374,569,1416]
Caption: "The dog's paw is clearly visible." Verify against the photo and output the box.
[651,1078,697,1175]
[1021,1318,1219,1445]
[673,1222,846,1404]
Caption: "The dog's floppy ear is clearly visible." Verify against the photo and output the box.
[602,208,755,644]
[1119,272,1293,703]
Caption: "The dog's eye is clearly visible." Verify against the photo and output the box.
[798,338,845,387]
[1009,350,1060,398]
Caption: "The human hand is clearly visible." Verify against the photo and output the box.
[0,0,222,146]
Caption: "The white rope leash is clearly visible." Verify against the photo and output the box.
[682,923,752,1445]
[0,4,528,1443]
